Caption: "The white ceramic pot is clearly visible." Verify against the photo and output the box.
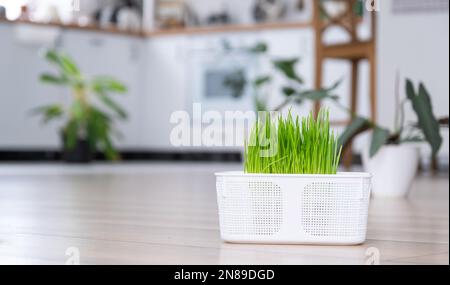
[362,144,420,198]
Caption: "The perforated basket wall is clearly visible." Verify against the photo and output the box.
[216,172,371,245]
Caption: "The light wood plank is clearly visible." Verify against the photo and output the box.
[0,163,448,265]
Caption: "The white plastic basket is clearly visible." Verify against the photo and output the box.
[215,172,371,245]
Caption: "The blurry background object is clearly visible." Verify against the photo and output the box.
[0,5,6,19]
[155,0,186,28]
[19,5,30,21]
[94,0,142,31]
[45,5,61,23]
[297,0,305,11]
[253,0,286,23]
[94,3,116,29]
[24,0,86,24]
[14,24,60,46]
[116,0,142,32]
[206,10,230,26]
[223,69,246,98]
[205,2,231,26]
[320,0,348,18]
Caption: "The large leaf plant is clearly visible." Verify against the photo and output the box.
[338,78,443,158]
[34,50,128,160]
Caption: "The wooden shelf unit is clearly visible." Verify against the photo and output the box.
[312,0,377,167]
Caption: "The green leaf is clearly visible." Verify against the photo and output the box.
[97,93,128,119]
[400,136,425,143]
[45,50,61,66]
[282,87,296,97]
[64,119,79,149]
[70,101,85,121]
[406,79,443,156]
[102,135,119,161]
[273,58,304,84]
[92,77,127,94]
[248,42,268,54]
[253,75,272,87]
[300,89,332,101]
[59,53,80,76]
[45,50,80,77]
[297,80,341,102]
[32,104,64,123]
[325,79,343,92]
[223,69,246,98]
[338,116,371,149]
[86,107,110,149]
[370,127,390,157]
[405,79,415,100]
[90,107,112,122]
[40,73,68,85]
[88,107,120,161]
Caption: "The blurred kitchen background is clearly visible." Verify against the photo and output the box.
[0,0,448,169]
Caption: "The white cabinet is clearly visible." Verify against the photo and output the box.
[0,25,65,148]
[139,35,188,149]
[61,31,144,148]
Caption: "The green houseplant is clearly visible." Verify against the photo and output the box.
[336,78,443,197]
[270,75,442,197]
[339,79,442,160]
[34,50,128,162]
[216,108,371,245]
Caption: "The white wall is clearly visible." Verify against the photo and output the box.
[377,0,449,161]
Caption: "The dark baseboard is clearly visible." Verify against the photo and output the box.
[1,150,447,173]
[0,149,364,165]
[0,150,242,162]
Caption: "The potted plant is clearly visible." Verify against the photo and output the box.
[220,41,340,112]
[262,72,444,198]
[33,50,128,162]
[216,109,371,245]
[339,79,443,198]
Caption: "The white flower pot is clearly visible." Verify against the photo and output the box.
[362,144,420,198]
[215,172,372,245]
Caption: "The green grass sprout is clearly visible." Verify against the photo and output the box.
[244,108,342,174]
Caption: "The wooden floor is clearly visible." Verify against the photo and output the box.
[0,163,448,265]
